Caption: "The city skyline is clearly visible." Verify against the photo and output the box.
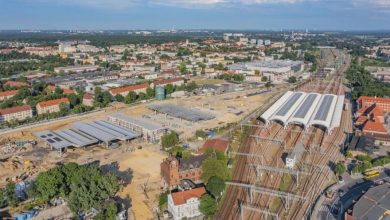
[0,0,389,30]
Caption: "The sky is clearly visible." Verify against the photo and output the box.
[0,0,389,30]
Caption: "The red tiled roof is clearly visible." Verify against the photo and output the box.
[4,81,28,87]
[83,93,93,100]
[357,104,385,117]
[154,77,184,86]
[37,98,69,108]
[358,96,390,105]
[0,90,18,98]
[362,121,388,134]
[110,83,149,95]
[47,85,75,95]
[0,105,32,115]
[171,187,206,206]
[355,115,367,124]
[201,138,229,153]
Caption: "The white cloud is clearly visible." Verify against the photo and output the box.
[352,0,390,9]
[33,0,310,9]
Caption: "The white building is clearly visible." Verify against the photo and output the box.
[168,187,206,220]
[108,113,167,142]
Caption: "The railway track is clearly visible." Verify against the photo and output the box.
[217,51,350,220]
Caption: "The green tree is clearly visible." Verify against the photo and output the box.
[115,94,124,102]
[261,76,268,82]
[54,86,64,95]
[265,81,273,89]
[146,87,154,98]
[195,130,208,139]
[335,162,346,176]
[0,188,6,208]
[165,84,175,94]
[201,158,229,183]
[345,151,353,158]
[5,183,17,207]
[199,194,217,217]
[255,70,260,75]
[94,202,118,220]
[206,176,225,199]
[68,93,80,107]
[125,91,137,104]
[15,86,31,100]
[161,131,179,149]
[185,81,197,92]
[288,76,297,83]
[179,62,187,74]
[158,191,168,210]
[28,167,66,202]
[137,92,147,101]
[102,91,112,106]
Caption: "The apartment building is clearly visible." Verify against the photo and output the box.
[82,93,94,107]
[54,65,99,74]
[109,83,149,96]
[168,187,206,220]
[46,85,75,95]
[4,81,29,88]
[0,90,19,101]
[36,98,70,115]
[0,105,33,123]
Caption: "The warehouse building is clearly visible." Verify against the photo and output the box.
[261,91,345,133]
[108,113,167,143]
[34,120,140,153]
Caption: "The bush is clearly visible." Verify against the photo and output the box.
[372,156,390,167]
[355,154,372,162]
[352,161,372,174]
[335,162,346,176]
[195,130,208,139]
[199,194,217,217]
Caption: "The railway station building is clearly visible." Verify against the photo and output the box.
[260,91,345,133]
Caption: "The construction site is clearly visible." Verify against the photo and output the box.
[217,49,354,220]
[0,84,279,219]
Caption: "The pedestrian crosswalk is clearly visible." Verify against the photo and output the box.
[319,205,331,213]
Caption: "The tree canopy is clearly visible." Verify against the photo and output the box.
[29,162,119,215]
[206,176,225,199]
[201,158,229,183]
[199,194,218,217]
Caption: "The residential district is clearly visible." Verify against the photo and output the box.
[0,30,389,220]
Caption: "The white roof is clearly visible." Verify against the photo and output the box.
[261,91,345,132]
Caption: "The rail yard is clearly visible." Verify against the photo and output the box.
[217,49,353,220]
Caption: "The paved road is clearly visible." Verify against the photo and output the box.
[316,168,390,220]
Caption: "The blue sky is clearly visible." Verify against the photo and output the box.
[0,0,389,30]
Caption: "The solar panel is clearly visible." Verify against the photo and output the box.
[314,95,334,121]
[47,139,55,143]
[293,94,317,118]
[53,137,62,142]
[275,93,303,116]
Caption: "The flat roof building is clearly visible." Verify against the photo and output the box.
[352,183,390,220]
[108,113,167,143]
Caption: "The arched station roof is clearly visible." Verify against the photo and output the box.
[260,91,345,132]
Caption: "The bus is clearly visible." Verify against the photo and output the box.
[363,169,380,179]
